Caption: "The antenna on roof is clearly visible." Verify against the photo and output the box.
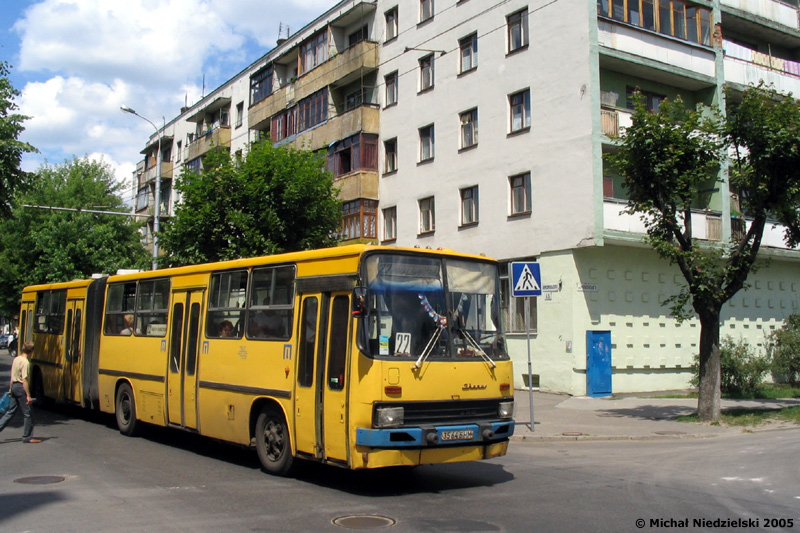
[277,22,288,46]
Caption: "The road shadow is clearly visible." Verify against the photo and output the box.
[596,405,697,421]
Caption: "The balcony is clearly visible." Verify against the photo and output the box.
[335,169,378,203]
[284,105,379,152]
[249,40,379,130]
[600,107,633,138]
[139,161,174,188]
[721,0,799,30]
[185,126,231,162]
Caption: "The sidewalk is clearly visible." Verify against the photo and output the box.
[510,389,800,441]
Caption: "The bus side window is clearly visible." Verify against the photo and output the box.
[297,298,317,387]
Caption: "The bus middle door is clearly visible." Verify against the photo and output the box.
[62,298,84,403]
[167,289,204,430]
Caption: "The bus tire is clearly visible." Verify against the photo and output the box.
[255,406,294,476]
[115,383,141,437]
[31,370,53,409]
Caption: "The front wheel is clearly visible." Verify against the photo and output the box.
[255,406,294,476]
[115,383,141,436]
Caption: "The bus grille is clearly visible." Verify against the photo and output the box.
[374,399,507,426]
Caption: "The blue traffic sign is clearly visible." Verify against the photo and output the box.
[511,262,542,297]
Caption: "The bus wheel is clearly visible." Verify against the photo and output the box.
[32,371,53,409]
[255,407,294,476]
[115,383,141,437]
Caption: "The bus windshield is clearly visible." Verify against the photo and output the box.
[362,253,507,361]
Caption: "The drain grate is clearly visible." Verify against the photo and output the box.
[332,515,396,530]
[14,476,65,485]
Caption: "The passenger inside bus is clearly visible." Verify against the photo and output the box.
[219,320,235,337]
[119,314,135,335]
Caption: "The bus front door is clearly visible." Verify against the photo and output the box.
[167,289,204,430]
[62,299,84,403]
[293,293,351,464]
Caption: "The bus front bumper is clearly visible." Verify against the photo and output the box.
[355,420,514,448]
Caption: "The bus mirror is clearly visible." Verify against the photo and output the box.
[352,287,368,317]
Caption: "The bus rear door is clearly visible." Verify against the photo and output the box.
[167,289,204,430]
[293,291,351,465]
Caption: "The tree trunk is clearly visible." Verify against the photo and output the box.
[697,308,722,422]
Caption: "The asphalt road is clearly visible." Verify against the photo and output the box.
[1,395,799,532]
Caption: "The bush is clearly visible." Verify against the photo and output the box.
[767,314,800,387]
[691,336,770,396]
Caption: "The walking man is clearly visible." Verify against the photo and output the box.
[0,342,42,443]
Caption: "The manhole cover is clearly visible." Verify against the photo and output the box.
[14,476,65,485]
[653,431,686,436]
[332,515,396,529]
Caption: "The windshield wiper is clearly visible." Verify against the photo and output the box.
[412,327,442,370]
[460,329,496,368]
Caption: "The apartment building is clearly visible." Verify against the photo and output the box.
[130,0,800,395]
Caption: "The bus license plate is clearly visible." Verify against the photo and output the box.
[440,430,474,441]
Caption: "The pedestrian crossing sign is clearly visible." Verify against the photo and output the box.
[511,262,542,297]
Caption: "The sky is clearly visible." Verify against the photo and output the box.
[0,0,337,203]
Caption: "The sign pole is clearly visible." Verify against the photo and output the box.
[525,296,534,431]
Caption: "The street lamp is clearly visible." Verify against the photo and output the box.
[121,105,162,270]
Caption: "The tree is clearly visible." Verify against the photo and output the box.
[0,157,150,314]
[0,61,38,218]
[159,141,342,266]
[606,84,800,421]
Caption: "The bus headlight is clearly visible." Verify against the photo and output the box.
[498,401,514,419]
[375,407,404,428]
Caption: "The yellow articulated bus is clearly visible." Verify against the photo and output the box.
[19,245,515,475]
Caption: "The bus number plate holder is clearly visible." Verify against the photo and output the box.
[440,430,474,441]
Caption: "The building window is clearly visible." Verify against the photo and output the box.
[176,140,182,162]
[136,186,149,211]
[625,86,665,111]
[598,0,712,45]
[385,71,398,106]
[342,199,378,240]
[235,102,243,128]
[250,65,273,106]
[509,89,531,132]
[297,88,328,132]
[460,186,479,226]
[459,33,478,73]
[510,172,532,215]
[419,196,435,234]
[419,124,434,162]
[501,269,537,332]
[420,0,434,22]
[383,206,397,241]
[460,108,478,149]
[327,133,378,177]
[299,30,328,75]
[271,107,297,142]
[384,138,397,173]
[349,25,368,47]
[385,7,398,41]
[507,9,529,53]
[419,54,434,91]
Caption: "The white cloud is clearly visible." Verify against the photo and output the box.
[11,0,339,184]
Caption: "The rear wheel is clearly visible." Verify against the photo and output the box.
[115,383,141,436]
[255,406,294,476]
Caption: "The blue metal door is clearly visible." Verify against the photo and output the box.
[586,330,612,397]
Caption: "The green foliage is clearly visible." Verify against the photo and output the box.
[0,62,38,219]
[160,141,342,266]
[690,337,769,396]
[0,157,150,314]
[767,314,800,387]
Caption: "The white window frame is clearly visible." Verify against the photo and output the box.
[459,33,478,73]
[385,7,398,41]
[460,108,478,149]
[420,0,434,22]
[509,172,532,215]
[384,138,397,173]
[385,71,398,106]
[507,8,529,53]
[419,124,434,162]
[419,196,435,234]
[419,54,434,91]
[509,89,531,133]
[383,206,397,241]
[460,186,479,226]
